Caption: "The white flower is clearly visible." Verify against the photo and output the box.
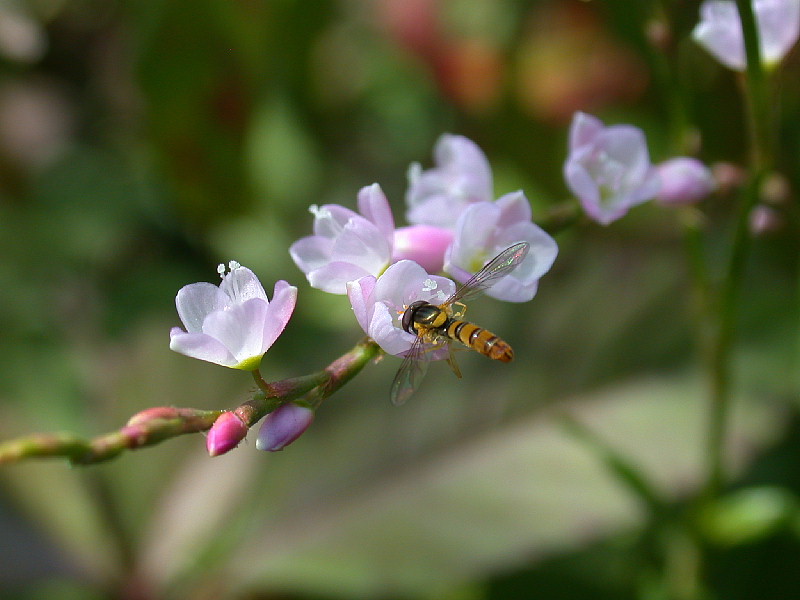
[169,262,297,370]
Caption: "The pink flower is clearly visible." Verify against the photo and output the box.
[406,134,494,228]
[290,183,395,294]
[444,193,558,302]
[692,0,800,71]
[564,112,660,225]
[169,262,297,370]
[347,260,455,357]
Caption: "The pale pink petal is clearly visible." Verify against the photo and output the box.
[202,298,268,363]
[569,111,604,150]
[347,275,377,332]
[289,235,333,273]
[308,261,373,294]
[220,266,268,304]
[169,329,238,367]
[175,282,227,333]
[357,183,395,240]
[256,403,315,451]
[329,217,392,274]
[261,281,297,350]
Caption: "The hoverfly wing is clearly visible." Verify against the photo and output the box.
[447,241,530,306]
[389,336,431,405]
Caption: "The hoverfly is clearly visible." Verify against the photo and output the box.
[390,241,530,405]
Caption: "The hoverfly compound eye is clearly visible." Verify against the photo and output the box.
[401,300,428,333]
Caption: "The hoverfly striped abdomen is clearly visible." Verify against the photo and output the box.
[444,317,514,362]
[400,300,514,362]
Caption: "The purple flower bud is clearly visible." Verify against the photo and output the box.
[256,403,315,451]
[207,412,249,457]
[655,157,716,205]
[392,225,453,273]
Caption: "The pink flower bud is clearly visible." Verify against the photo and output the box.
[256,403,315,452]
[392,225,453,273]
[207,412,249,457]
[655,157,716,205]
[127,407,182,426]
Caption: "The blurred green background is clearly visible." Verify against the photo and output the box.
[0,0,798,598]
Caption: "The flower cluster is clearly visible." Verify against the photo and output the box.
[564,112,716,225]
[170,136,559,453]
[291,134,559,358]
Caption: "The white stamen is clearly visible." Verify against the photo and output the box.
[228,260,241,271]
[309,204,331,219]
[217,263,226,278]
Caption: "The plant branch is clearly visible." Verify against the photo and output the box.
[0,337,382,466]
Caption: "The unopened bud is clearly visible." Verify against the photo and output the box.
[749,205,782,235]
[207,412,248,457]
[655,157,715,205]
[256,402,315,452]
[760,172,791,206]
[127,407,181,426]
[392,225,453,274]
[711,162,746,195]
[645,18,672,52]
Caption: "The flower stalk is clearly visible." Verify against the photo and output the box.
[0,338,382,465]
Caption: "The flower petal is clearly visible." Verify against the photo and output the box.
[175,282,227,333]
[392,225,453,273]
[347,275,377,333]
[357,183,395,241]
[312,204,358,238]
[220,266,268,305]
[329,216,392,274]
[307,261,373,294]
[169,329,239,367]
[569,111,604,150]
[202,298,269,365]
[289,235,333,273]
[261,281,297,351]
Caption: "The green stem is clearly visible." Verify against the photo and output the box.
[736,0,772,170]
[0,338,382,465]
[237,337,381,425]
[703,1,773,499]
